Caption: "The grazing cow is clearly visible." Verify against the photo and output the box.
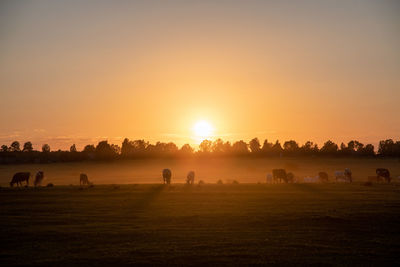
[376,168,390,183]
[334,169,352,183]
[34,171,44,187]
[10,172,30,187]
[344,168,352,183]
[162,169,172,184]
[186,171,195,184]
[318,172,329,183]
[272,169,288,183]
[80,173,91,186]
[266,173,273,184]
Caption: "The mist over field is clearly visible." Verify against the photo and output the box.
[1,158,399,186]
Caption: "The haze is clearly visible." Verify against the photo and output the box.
[1,0,399,150]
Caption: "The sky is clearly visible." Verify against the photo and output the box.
[0,0,399,150]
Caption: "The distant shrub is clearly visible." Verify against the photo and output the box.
[217,179,223,185]
[198,180,205,185]
[232,180,239,184]
[46,183,54,187]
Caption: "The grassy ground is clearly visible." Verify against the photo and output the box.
[1,183,400,266]
[0,157,399,185]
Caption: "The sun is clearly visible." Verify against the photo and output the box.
[193,120,214,141]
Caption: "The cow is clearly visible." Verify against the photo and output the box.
[34,171,44,187]
[376,168,390,183]
[272,169,288,183]
[334,168,352,183]
[318,172,329,183]
[162,169,171,184]
[80,173,91,186]
[186,171,195,185]
[10,172,30,187]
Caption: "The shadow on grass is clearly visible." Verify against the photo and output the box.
[290,183,325,194]
[129,185,166,212]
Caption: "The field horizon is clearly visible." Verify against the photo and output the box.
[1,157,399,186]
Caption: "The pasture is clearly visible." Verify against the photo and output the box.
[0,157,399,186]
[1,158,400,265]
[1,184,400,266]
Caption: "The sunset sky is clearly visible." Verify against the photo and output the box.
[1,0,399,150]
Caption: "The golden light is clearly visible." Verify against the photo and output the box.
[192,120,214,141]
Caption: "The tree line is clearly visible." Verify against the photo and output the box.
[0,138,399,164]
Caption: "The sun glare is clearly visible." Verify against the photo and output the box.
[193,120,214,141]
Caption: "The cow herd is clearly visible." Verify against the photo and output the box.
[265,168,392,184]
[162,169,195,185]
[7,167,395,187]
[9,171,92,188]
[10,171,43,187]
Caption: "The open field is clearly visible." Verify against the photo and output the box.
[1,183,400,266]
[0,157,400,186]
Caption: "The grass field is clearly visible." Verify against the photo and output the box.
[0,157,399,186]
[1,183,400,266]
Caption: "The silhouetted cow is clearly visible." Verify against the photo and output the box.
[186,171,195,184]
[80,173,91,186]
[34,171,44,187]
[376,168,390,183]
[335,168,352,183]
[163,169,171,184]
[318,172,329,183]
[10,172,30,187]
[272,169,288,183]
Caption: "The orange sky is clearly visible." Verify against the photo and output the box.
[0,1,399,150]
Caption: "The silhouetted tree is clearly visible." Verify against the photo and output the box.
[378,139,396,156]
[261,139,273,155]
[231,140,249,155]
[10,141,20,152]
[360,143,375,156]
[180,144,194,154]
[83,144,95,153]
[283,140,299,155]
[121,138,134,156]
[95,140,118,159]
[300,141,318,155]
[212,139,225,154]
[111,144,121,154]
[1,136,396,164]
[70,144,77,152]
[249,138,261,153]
[165,142,178,154]
[121,139,148,157]
[271,140,283,155]
[320,140,338,155]
[23,142,33,152]
[42,144,50,153]
[199,139,213,153]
